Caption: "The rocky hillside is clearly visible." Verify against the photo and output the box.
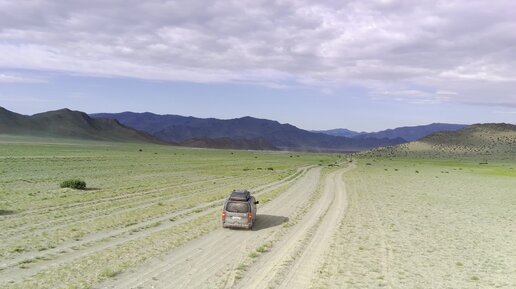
[367,123,516,160]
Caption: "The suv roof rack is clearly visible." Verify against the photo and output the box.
[229,190,250,201]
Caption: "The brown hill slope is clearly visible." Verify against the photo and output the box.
[366,123,516,160]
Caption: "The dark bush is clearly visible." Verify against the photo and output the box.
[60,179,87,190]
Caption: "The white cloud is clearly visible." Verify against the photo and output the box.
[0,73,46,83]
[493,110,516,114]
[373,88,453,105]
[0,0,515,106]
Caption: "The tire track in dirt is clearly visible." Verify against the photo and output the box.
[1,174,268,242]
[0,167,311,286]
[3,168,306,235]
[1,174,223,218]
[355,173,394,288]
[235,165,353,289]
[276,168,349,288]
[1,175,249,235]
[1,168,306,251]
[310,166,392,289]
[94,167,323,289]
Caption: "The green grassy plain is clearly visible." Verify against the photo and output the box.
[316,157,516,289]
[3,134,514,289]
[0,135,337,289]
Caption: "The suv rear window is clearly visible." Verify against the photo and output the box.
[225,202,249,213]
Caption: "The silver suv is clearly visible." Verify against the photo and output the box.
[221,190,259,230]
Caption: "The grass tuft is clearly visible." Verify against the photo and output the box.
[101,268,120,278]
[60,179,87,190]
[248,252,259,258]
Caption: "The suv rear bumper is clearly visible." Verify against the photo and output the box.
[222,222,253,229]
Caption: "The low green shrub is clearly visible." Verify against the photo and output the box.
[60,179,87,190]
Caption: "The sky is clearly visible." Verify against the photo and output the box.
[0,0,515,132]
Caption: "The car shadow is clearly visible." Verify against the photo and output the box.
[252,214,289,231]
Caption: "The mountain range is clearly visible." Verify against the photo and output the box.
[354,123,468,141]
[0,107,158,143]
[91,112,405,151]
[312,128,366,138]
[315,123,467,141]
[1,107,486,152]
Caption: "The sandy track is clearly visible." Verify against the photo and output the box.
[96,164,352,289]
[236,165,353,289]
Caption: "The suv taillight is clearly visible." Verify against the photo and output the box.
[248,212,252,221]
[221,211,226,221]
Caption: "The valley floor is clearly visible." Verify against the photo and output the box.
[1,136,514,289]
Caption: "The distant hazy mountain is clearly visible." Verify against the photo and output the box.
[0,107,158,143]
[92,112,405,151]
[355,123,467,141]
[368,123,516,159]
[313,128,366,138]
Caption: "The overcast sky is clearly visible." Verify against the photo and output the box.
[1,0,515,131]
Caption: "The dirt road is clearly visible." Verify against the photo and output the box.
[97,164,353,289]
